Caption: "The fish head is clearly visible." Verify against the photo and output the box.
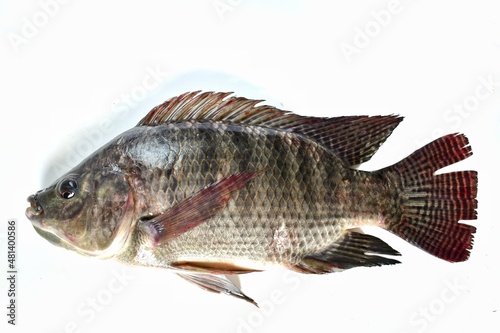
[25,165,136,258]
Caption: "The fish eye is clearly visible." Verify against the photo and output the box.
[58,178,78,199]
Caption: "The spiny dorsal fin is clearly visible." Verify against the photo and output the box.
[137,91,281,125]
[138,91,403,167]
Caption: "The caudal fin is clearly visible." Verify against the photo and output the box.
[385,134,477,262]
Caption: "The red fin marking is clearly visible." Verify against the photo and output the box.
[386,134,477,262]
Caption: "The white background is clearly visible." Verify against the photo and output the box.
[1,1,499,332]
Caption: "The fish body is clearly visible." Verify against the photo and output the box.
[26,92,477,304]
[117,121,395,270]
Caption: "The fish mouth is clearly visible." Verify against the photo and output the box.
[26,194,44,221]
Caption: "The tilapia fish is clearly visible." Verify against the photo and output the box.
[26,91,478,305]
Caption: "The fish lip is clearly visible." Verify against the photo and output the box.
[26,194,44,220]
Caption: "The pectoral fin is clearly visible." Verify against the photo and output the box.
[176,271,258,307]
[140,171,258,247]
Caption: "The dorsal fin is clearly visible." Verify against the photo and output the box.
[138,91,403,167]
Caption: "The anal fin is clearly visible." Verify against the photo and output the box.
[296,230,401,274]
